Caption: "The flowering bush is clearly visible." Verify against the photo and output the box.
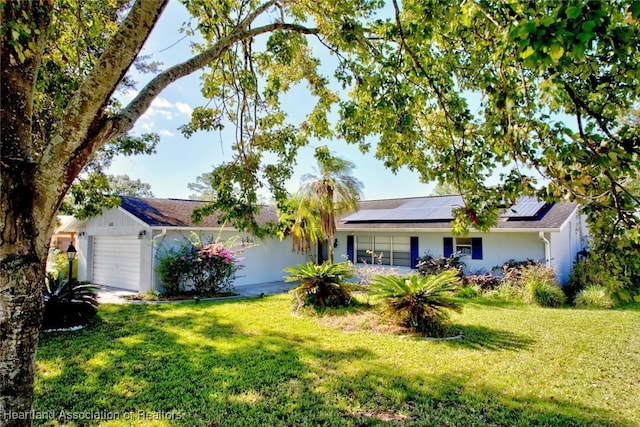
[156,234,245,296]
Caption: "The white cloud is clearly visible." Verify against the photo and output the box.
[118,89,139,101]
[151,97,172,108]
[175,102,193,116]
[159,129,175,137]
[139,119,155,133]
[155,109,174,120]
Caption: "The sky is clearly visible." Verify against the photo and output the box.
[107,0,436,201]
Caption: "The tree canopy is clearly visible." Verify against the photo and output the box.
[2,0,640,422]
[187,172,217,201]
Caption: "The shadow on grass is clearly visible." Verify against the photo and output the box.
[443,324,535,351]
[461,297,527,309]
[34,298,634,426]
[331,368,635,427]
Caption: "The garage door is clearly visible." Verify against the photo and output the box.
[92,236,141,291]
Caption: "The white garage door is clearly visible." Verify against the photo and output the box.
[92,236,141,291]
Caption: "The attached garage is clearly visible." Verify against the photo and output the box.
[65,196,307,293]
[92,236,141,291]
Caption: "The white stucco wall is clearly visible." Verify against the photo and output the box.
[338,212,589,284]
[549,213,587,284]
[152,230,307,291]
[73,208,306,293]
[336,230,546,274]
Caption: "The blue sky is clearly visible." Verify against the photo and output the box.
[107,1,436,200]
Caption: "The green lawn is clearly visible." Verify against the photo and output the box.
[35,295,640,426]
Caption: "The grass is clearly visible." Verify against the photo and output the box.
[34,295,640,426]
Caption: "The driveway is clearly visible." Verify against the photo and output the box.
[97,281,296,304]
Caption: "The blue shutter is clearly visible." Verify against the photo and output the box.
[443,237,454,257]
[410,236,419,269]
[346,235,354,262]
[471,238,483,260]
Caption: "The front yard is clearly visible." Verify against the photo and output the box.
[35,295,640,426]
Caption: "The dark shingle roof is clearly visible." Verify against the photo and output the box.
[338,195,578,231]
[119,196,278,228]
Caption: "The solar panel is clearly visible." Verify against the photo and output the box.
[500,197,547,218]
[342,209,396,222]
[343,197,461,222]
[343,196,547,223]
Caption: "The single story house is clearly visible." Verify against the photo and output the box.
[335,195,588,284]
[60,196,307,292]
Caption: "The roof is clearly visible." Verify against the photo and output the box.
[338,195,579,231]
[118,196,278,228]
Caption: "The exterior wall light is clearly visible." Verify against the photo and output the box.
[66,243,77,281]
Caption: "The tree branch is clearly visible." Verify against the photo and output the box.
[113,22,318,138]
[44,0,168,164]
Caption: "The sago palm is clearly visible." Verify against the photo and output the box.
[370,271,462,336]
[43,273,99,329]
[284,261,355,310]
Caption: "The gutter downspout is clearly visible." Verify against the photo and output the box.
[539,231,551,268]
[150,229,167,291]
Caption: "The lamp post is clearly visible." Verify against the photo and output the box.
[66,243,77,281]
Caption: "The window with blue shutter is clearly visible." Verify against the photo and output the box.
[471,238,483,260]
[410,236,419,269]
[443,237,454,257]
[346,235,354,262]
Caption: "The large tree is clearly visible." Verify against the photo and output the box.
[0,0,379,422]
[2,0,640,423]
[187,172,217,201]
[107,174,154,197]
[335,0,640,298]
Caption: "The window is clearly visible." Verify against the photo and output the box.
[355,235,413,267]
[444,237,483,260]
[455,238,472,255]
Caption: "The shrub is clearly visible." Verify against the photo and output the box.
[566,257,617,303]
[517,263,565,307]
[46,248,78,280]
[524,280,566,307]
[490,261,564,306]
[575,285,615,309]
[156,234,245,296]
[369,271,462,337]
[484,282,525,301]
[43,273,99,329]
[498,258,540,271]
[285,261,356,311]
[457,284,481,298]
[463,273,500,291]
[416,253,465,276]
[500,259,551,288]
[155,249,190,295]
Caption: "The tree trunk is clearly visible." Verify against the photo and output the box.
[0,251,46,427]
[0,0,318,423]
[1,0,53,422]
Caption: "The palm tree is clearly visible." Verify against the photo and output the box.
[278,192,322,259]
[300,146,363,263]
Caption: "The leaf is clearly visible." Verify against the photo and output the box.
[566,6,582,19]
[520,45,536,59]
[549,44,564,61]
[630,1,640,19]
